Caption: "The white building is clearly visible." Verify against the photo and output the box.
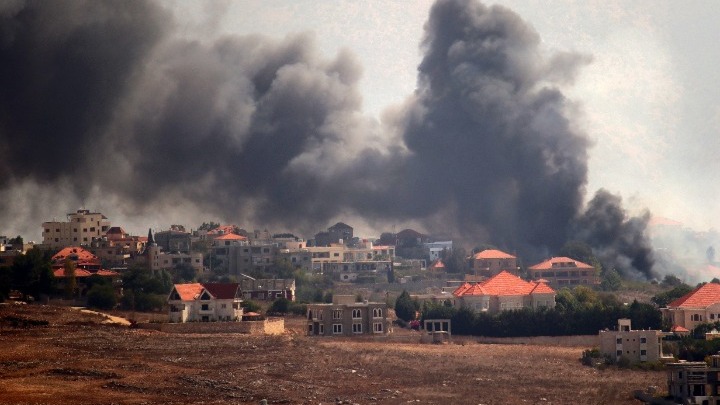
[168,283,243,323]
[425,241,452,262]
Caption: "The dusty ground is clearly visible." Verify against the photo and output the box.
[0,304,664,405]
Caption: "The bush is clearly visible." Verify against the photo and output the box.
[241,300,261,313]
[268,297,290,315]
[86,284,117,310]
[289,302,307,316]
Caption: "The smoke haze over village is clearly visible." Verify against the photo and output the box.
[1,0,719,281]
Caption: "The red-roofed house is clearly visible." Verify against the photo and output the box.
[168,283,243,323]
[452,271,555,313]
[429,259,446,272]
[661,283,720,331]
[528,257,598,287]
[52,246,121,296]
[470,249,517,277]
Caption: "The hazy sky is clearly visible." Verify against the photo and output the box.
[173,0,720,231]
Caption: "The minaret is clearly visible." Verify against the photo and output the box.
[146,228,158,273]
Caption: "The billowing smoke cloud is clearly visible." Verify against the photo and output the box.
[0,0,655,278]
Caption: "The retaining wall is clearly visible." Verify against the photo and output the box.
[136,318,284,335]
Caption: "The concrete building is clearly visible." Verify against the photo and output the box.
[528,257,599,287]
[306,295,389,337]
[425,241,452,262]
[666,355,720,404]
[662,282,720,332]
[154,229,192,253]
[168,283,243,323]
[453,271,555,313]
[42,209,111,248]
[239,278,295,301]
[470,249,518,277]
[599,319,670,364]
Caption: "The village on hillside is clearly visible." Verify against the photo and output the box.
[3,209,720,403]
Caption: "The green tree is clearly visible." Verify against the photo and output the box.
[652,284,693,307]
[600,268,622,291]
[661,274,684,287]
[10,248,54,298]
[198,222,220,231]
[86,284,116,310]
[395,290,416,322]
[241,300,261,313]
[442,247,468,274]
[8,235,23,245]
[0,266,11,300]
[268,297,290,314]
[63,259,76,299]
[173,262,196,283]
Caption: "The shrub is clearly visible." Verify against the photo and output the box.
[86,284,117,310]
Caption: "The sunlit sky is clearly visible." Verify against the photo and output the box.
[172,0,720,232]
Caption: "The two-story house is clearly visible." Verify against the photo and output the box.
[470,249,517,277]
[168,283,243,323]
[662,282,720,332]
[528,256,598,287]
[599,319,670,364]
[306,295,389,337]
[453,271,555,313]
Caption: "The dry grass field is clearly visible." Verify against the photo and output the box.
[0,304,664,404]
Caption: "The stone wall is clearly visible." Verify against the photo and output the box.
[468,334,599,347]
[136,318,285,335]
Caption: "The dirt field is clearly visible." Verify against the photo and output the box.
[0,304,664,404]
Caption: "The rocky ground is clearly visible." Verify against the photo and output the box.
[0,304,665,404]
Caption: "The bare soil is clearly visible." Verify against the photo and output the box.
[0,304,664,404]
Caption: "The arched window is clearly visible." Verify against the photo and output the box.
[352,309,361,319]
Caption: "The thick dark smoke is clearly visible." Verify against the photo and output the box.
[0,0,655,278]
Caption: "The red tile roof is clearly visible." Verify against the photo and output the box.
[202,283,240,300]
[668,283,720,308]
[473,249,516,260]
[528,257,593,270]
[173,283,204,301]
[453,271,554,297]
[207,225,239,235]
[429,259,445,269]
[671,325,690,333]
[214,233,247,241]
[53,269,119,278]
[52,247,100,265]
[171,283,239,301]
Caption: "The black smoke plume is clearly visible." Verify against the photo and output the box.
[0,0,655,278]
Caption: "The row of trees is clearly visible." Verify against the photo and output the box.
[395,286,663,337]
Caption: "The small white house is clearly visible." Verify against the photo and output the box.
[168,283,243,323]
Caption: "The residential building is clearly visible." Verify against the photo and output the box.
[428,259,446,273]
[452,271,555,313]
[528,257,598,287]
[144,232,203,274]
[599,319,670,365]
[154,229,192,253]
[662,282,720,332]
[470,249,518,277]
[211,233,249,273]
[239,278,295,301]
[306,295,389,337]
[395,229,428,247]
[425,241,452,262]
[328,222,353,244]
[167,283,243,323]
[666,355,720,404]
[51,246,120,295]
[41,209,111,248]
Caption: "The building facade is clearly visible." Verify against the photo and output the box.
[667,355,720,404]
[239,278,295,301]
[168,283,243,323]
[453,271,555,313]
[470,249,517,277]
[306,295,389,337]
[42,209,111,249]
[528,257,598,287]
[599,319,669,364]
[662,282,720,332]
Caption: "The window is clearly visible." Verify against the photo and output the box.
[333,309,343,319]
[83,228,87,232]
[373,323,383,333]
[308,325,314,334]
[221,304,226,309]
[352,309,361,319]
[640,337,647,343]
[373,308,383,318]
[640,350,647,356]
[201,304,209,311]
[318,310,324,321]
[333,324,343,334]
[319,324,324,334]
[616,338,622,344]
[616,350,622,356]
[90,227,95,232]
[352,323,362,334]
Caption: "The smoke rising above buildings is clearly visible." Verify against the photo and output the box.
[0,0,655,278]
